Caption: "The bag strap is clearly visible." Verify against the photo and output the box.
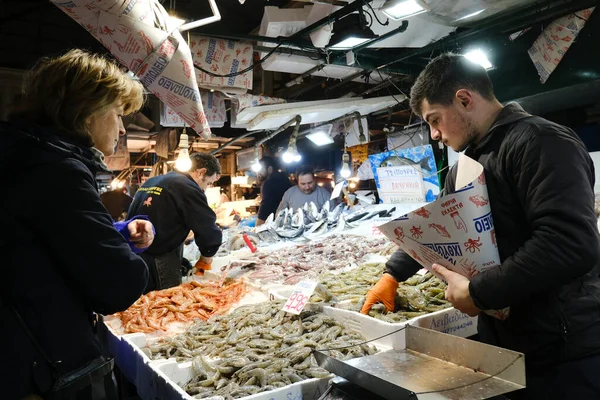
[10,306,62,372]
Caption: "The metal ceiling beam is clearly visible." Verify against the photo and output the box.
[191,31,314,48]
[376,0,600,71]
[351,20,409,53]
[209,130,259,155]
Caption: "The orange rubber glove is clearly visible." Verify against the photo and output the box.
[194,258,212,276]
[361,273,399,314]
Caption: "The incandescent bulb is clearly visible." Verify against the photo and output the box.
[340,163,351,178]
[251,158,262,172]
[175,133,192,172]
[282,150,295,164]
[340,151,351,178]
[175,149,192,171]
[293,153,302,162]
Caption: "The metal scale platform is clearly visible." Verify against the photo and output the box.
[314,326,526,400]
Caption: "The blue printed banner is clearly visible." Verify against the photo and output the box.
[368,145,440,204]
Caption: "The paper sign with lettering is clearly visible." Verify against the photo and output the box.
[282,280,318,315]
[376,165,424,204]
[369,145,439,204]
[378,154,509,320]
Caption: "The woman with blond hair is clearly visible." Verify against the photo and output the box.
[0,49,153,399]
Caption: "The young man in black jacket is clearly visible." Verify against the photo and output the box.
[128,152,223,292]
[362,53,600,399]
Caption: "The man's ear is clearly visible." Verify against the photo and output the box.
[455,89,474,110]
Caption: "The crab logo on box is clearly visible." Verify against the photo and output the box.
[423,242,462,265]
[473,212,494,233]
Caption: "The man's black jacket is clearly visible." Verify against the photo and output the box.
[386,103,600,367]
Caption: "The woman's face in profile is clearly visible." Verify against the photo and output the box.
[88,103,126,156]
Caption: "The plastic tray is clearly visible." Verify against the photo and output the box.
[268,287,477,339]
[151,359,330,400]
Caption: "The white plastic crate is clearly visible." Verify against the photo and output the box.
[268,286,477,339]
[151,359,330,400]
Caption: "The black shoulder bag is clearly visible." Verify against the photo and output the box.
[8,303,117,400]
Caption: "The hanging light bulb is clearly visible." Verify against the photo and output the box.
[293,146,302,162]
[251,146,262,172]
[175,129,192,172]
[110,179,120,189]
[282,134,300,164]
[340,151,351,178]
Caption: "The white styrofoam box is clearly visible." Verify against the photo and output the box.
[408,307,478,338]
[268,294,477,341]
[321,305,406,351]
[237,96,399,131]
[152,359,330,400]
[259,6,313,48]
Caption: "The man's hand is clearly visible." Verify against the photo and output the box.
[432,264,481,317]
[194,255,213,276]
[360,274,399,314]
[128,220,154,249]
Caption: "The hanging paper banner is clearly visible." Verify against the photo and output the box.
[51,0,212,139]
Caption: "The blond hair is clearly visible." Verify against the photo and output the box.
[10,49,145,147]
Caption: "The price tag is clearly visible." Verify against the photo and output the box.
[371,225,383,236]
[282,280,318,315]
[331,181,344,200]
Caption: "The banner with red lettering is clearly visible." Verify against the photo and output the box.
[378,154,508,320]
[51,0,212,139]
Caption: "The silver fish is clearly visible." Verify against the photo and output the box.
[304,219,328,239]
[274,209,286,228]
[309,202,320,221]
[275,226,305,239]
[283,208,293,229]
[292,208,305,228]
[328,203,344,224]
[380,155,432,172]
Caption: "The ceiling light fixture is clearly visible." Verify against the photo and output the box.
[307,125,334,146]
[251,146,262,172]
[175,128,192,172]
[340,152,352,178]
[381,0,425,21]
[329,12,377,50]
[464,49,493,70]
[282,134,301,164]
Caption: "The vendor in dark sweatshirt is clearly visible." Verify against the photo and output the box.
[128,152,223,292]
[256,156,292,226]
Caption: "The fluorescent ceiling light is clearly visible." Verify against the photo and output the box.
[307,130,334,146]
[329,37,371,50]
[464,49,493,70]
[381,0,425,20]
[455,9,484,22]
[328,13,377,50]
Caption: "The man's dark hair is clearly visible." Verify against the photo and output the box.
[296,165,314,178]
[259,156,279,170]
[410,53,496,117]
[190,152,221,176]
